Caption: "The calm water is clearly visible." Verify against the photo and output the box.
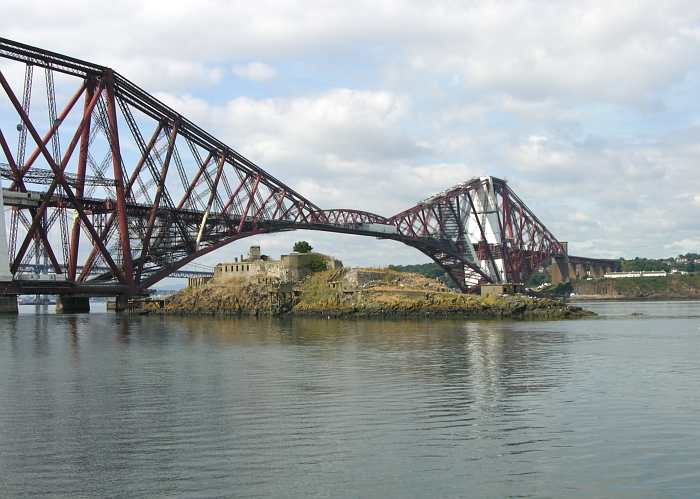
[1,301,699,498]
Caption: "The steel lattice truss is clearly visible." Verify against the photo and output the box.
[0,38,565,293]
[387,177,565,290]
[309,210,388,225]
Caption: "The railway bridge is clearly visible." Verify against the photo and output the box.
[0,38,616,312]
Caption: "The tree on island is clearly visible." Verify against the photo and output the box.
[305,254,327,272]
[293,241,313,253]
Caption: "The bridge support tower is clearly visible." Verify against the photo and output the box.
[550,242,570,285]
[115,295,129,312]
[550,247,620,285]
[107,295,130,312]
[0,176,15,313]
[0,295,18,314]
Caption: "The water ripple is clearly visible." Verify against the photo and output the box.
[0,302,699,497]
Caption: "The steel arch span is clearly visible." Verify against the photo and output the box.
[0,38,565,294]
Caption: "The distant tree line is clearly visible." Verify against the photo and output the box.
[620,255,697,273]
[620,257,672,272]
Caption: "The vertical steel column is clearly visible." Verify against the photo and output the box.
[492,182,512,282]
[105,72,134,287]
[195,152,225,249]
[68,78,94,281]
[0,71,125,281]
[137,121,179,278]
[237,175,261,233]
[465,190,500,282]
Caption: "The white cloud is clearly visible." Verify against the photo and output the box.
[2,1,700,265]
[4,1,700,103]
[666,238,700,252]
[232,62,277,81]
[396,1,700,105]
[154,87,436,217]
[155,87,418,170]
[117,58,223,91]
[507,135,577,173]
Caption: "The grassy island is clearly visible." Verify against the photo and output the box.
[162,268,593,320]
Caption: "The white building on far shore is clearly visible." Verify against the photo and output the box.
[603,270,667,279]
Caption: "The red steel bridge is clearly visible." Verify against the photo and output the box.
[0,38,615,301]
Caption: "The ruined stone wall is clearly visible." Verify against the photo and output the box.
[214,260,284,282]
[343,269,387,287]
[280,252,343,282]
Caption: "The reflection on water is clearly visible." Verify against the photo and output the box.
[1,301,699,498]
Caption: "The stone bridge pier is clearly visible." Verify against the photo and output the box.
[550,255,570,285]
[549,250,620,285]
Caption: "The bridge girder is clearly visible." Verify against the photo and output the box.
[0,37,567,294]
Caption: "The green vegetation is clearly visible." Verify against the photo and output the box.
[620,257,671,272]
[164,268,593,320]
[293,270,593,319]
[544,281,572,297]
[527,271,547,287]
[619,253,698,273]
[572,274,700,299]
[389,252,699,291]
[304,254,328,272]
[293,241,313,253]
[388,262,458,289]
[612,274,700,297]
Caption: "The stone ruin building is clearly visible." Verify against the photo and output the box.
[188,246,342,288]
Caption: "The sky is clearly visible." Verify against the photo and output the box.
[1,0,700,274]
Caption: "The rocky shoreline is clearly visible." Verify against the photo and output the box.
[291,296,593,320]
[159,269,594,320]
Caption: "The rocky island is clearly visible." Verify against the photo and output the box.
[160,245,593,320]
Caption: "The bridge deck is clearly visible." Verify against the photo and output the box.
[0,280,132,296]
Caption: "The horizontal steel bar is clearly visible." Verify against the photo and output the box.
[15,263,212,279]
[1,164,116,187]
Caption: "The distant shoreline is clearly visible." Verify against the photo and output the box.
[571,295,700,302]
[569,275,700,302]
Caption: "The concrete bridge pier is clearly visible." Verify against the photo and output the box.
[56,296,90,313]
[550,257,570,285]
[0,295,18,314]
[0,185,15,314]
[550,242,570,285]
[590,263,606,278]
[550,251,620,285]
[116,295,129,312]
[107,295,130,312]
